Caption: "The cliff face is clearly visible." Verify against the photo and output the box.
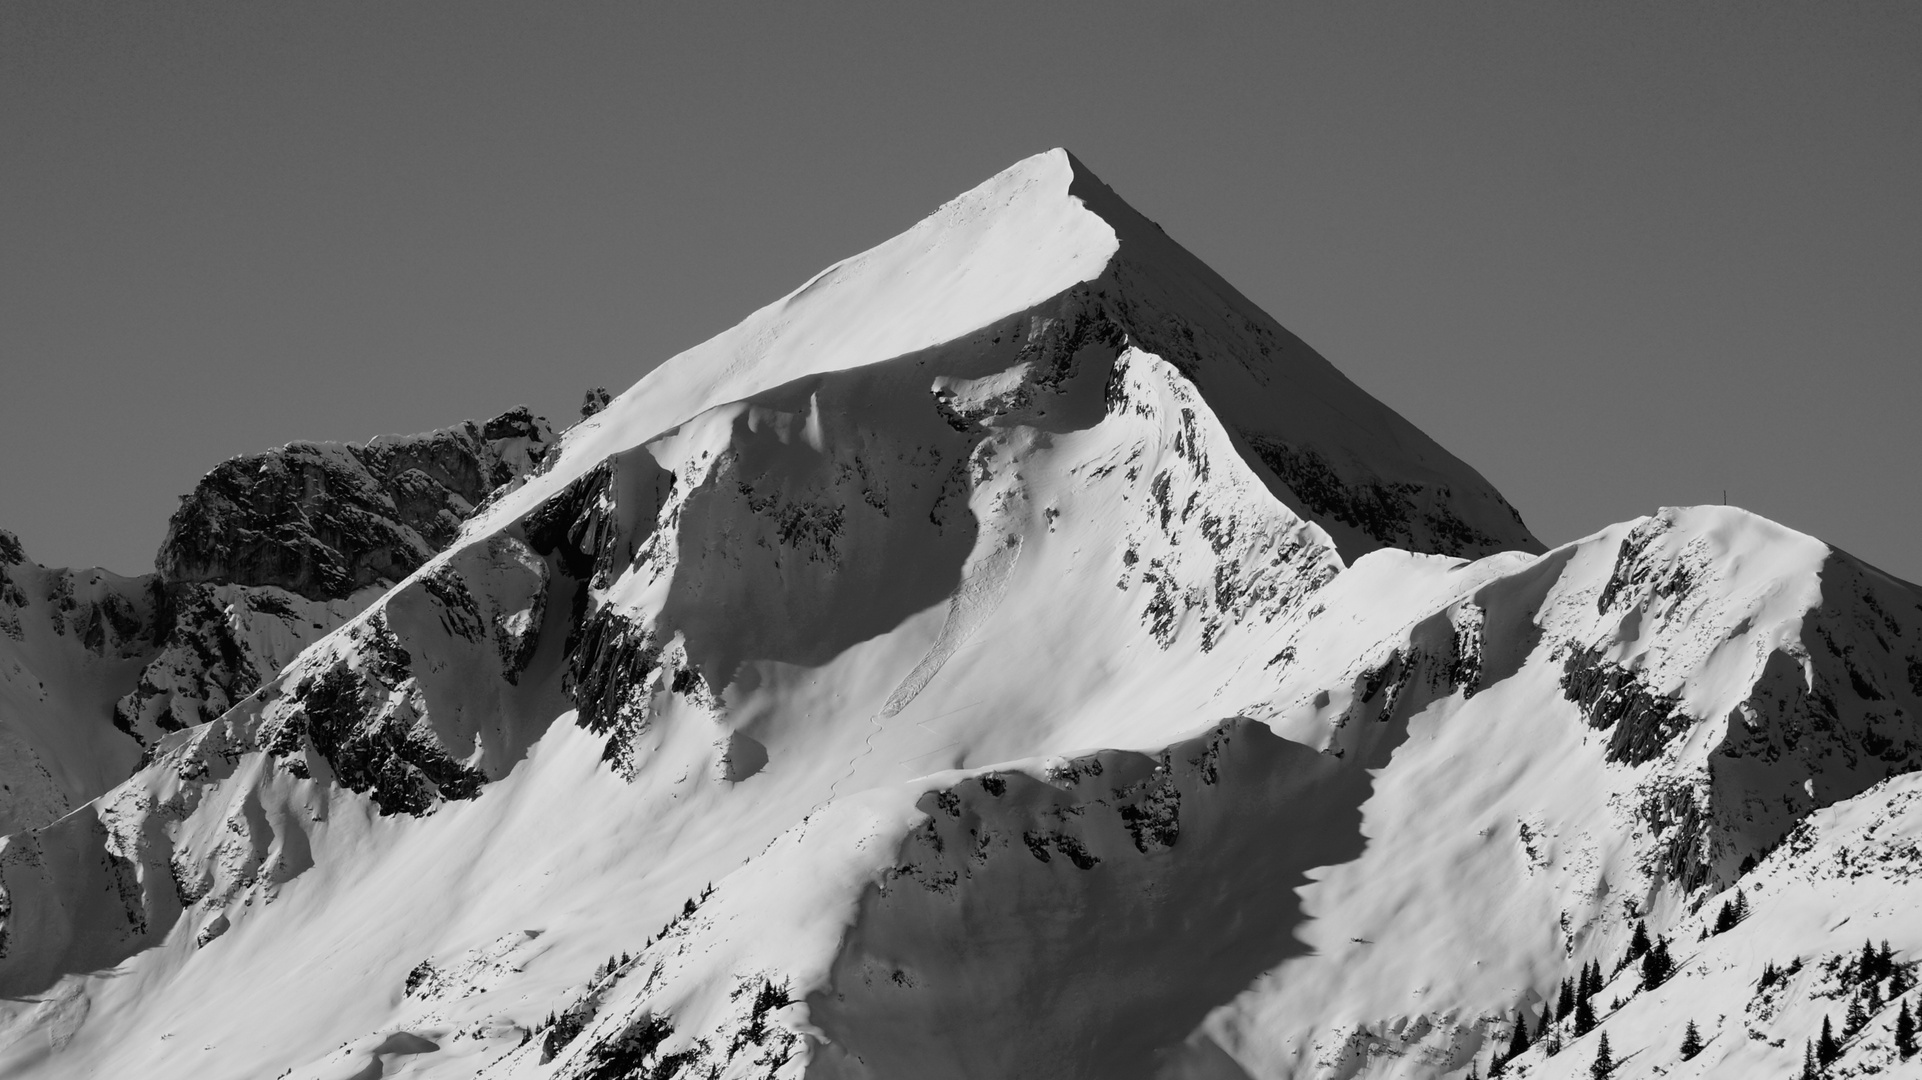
[112,408,556,747]
[156,407,553,601]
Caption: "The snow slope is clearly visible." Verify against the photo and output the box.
[0,151,1915,1080]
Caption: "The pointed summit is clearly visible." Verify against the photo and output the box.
[480,148,1535,561]
[1057,147,1539,558]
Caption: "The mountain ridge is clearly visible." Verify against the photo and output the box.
[0,151,1913,1080]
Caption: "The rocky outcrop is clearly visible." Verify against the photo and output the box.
[156,407,554,601]
[0,408,558,838]
[112,409,556,747]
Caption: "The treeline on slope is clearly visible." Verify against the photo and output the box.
[1475,897,1918,1079]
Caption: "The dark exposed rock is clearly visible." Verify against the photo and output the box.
[1637,781,1714,891]
[988,280,1534,561]
[157,408,554,602]
[525,461,619,582]
[580,387,612,419]
[114,584,260,738]
[1598,516,1691,614]
[1559,645,1693,766]
[565,608,661,774]
[262,616,488,816]
[0,529,25,567]
[110,408,553,747]
[1114,761,1181,852]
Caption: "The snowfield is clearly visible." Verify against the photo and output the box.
[0,150,1916,1080]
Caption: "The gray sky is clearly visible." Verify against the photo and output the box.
[4,1,1918,582]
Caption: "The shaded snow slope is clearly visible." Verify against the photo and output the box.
[0,531,153,837]
[0,152,1911,1080]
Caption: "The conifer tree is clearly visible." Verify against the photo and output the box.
[1897,999,1917,1060]
[1505,1013,1531,1061]
[1879,940,1894,979]
[1680,1019,1702,1060]
[1641,935,1674,989]
[1817,1015,1840,1065]
[1862,939,1880,984]
[1628,919,1651,960]
[1574,994,1596,1037]
[1536,1010,1554,1045]
[1589,1031,1612,1079]
[1846,995,1867,1037]
[1558,978,1575,1020]
[1714,900,1738,934]
[1801,1039,1818,1080]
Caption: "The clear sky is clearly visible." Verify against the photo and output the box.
[4,2,1918,582]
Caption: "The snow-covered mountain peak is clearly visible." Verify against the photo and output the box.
[481,148,1118,534]
[479,150,1537,561]
[1,157,1915,1080]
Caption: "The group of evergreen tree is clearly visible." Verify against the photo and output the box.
[1639,933,1676,990]
[1758,954,1804,992]
[1710,889,1750,934]
[653,883,718,944]
[1484,929,1916,1076]
[590,951,634,986]
[1557,958,1611,1035]
[1621,917,1677,990]
[1490,951,1621,1072]
[1799,939,1918,1074]
[1848,938,1904,990]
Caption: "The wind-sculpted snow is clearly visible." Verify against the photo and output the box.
[0,151,1918,1080]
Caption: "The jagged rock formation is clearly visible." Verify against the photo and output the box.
[0,150,1914,1080]
[0,409,556,836]
[114,408,555,747]
[157,406,552,601]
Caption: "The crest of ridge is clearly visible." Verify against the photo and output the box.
[476,148,1539,560]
